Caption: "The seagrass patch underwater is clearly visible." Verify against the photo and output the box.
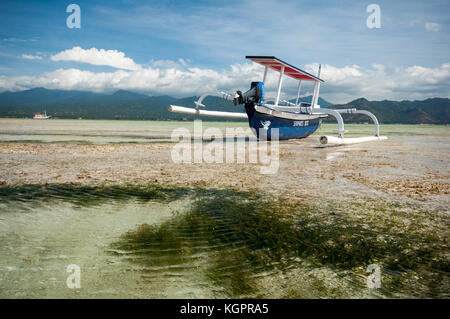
[0,184,448,298]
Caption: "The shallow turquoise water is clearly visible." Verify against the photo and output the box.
[0,119,249,144]
[0,186,390,299]
[0,118,447,144]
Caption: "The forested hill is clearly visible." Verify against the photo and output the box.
[0,88,448,124]
[330,97,449,124]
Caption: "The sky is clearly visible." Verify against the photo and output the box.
[0,0,449,103]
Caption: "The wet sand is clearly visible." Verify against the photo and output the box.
[0,128,448,210]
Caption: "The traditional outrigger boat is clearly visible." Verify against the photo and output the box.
[168,56,387,145]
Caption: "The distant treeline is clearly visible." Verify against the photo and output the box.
[0,88,448,124]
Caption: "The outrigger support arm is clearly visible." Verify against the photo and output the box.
[195,91,236,109]
[334,109,380,137]
[315,108,346,138]
[316,108,387,145]
[315,108,382,138]
[168,90,247,119]
[168,105,248,119]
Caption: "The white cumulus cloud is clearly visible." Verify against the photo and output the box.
[303,62,450,102]
[50,47,141,70]
[425,22,440,32]
[0,58,449,103]
[21,54,43,60]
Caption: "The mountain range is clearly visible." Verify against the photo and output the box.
[0,88,448,124]
[329,98,449,124]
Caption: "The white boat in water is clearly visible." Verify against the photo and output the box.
[33,110,51,119]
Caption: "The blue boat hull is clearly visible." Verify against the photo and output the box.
[248,111,322,140]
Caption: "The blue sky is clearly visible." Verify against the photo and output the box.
[0,0,449,102]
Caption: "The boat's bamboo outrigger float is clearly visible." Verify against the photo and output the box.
[168,56,387,145]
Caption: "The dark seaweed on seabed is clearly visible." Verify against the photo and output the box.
[0,183,448,297]
[0,183,188,207]
[110,186,449,298]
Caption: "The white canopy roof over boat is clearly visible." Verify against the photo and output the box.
[246,56,324,82]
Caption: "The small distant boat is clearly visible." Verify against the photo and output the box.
[33,110,51,119]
